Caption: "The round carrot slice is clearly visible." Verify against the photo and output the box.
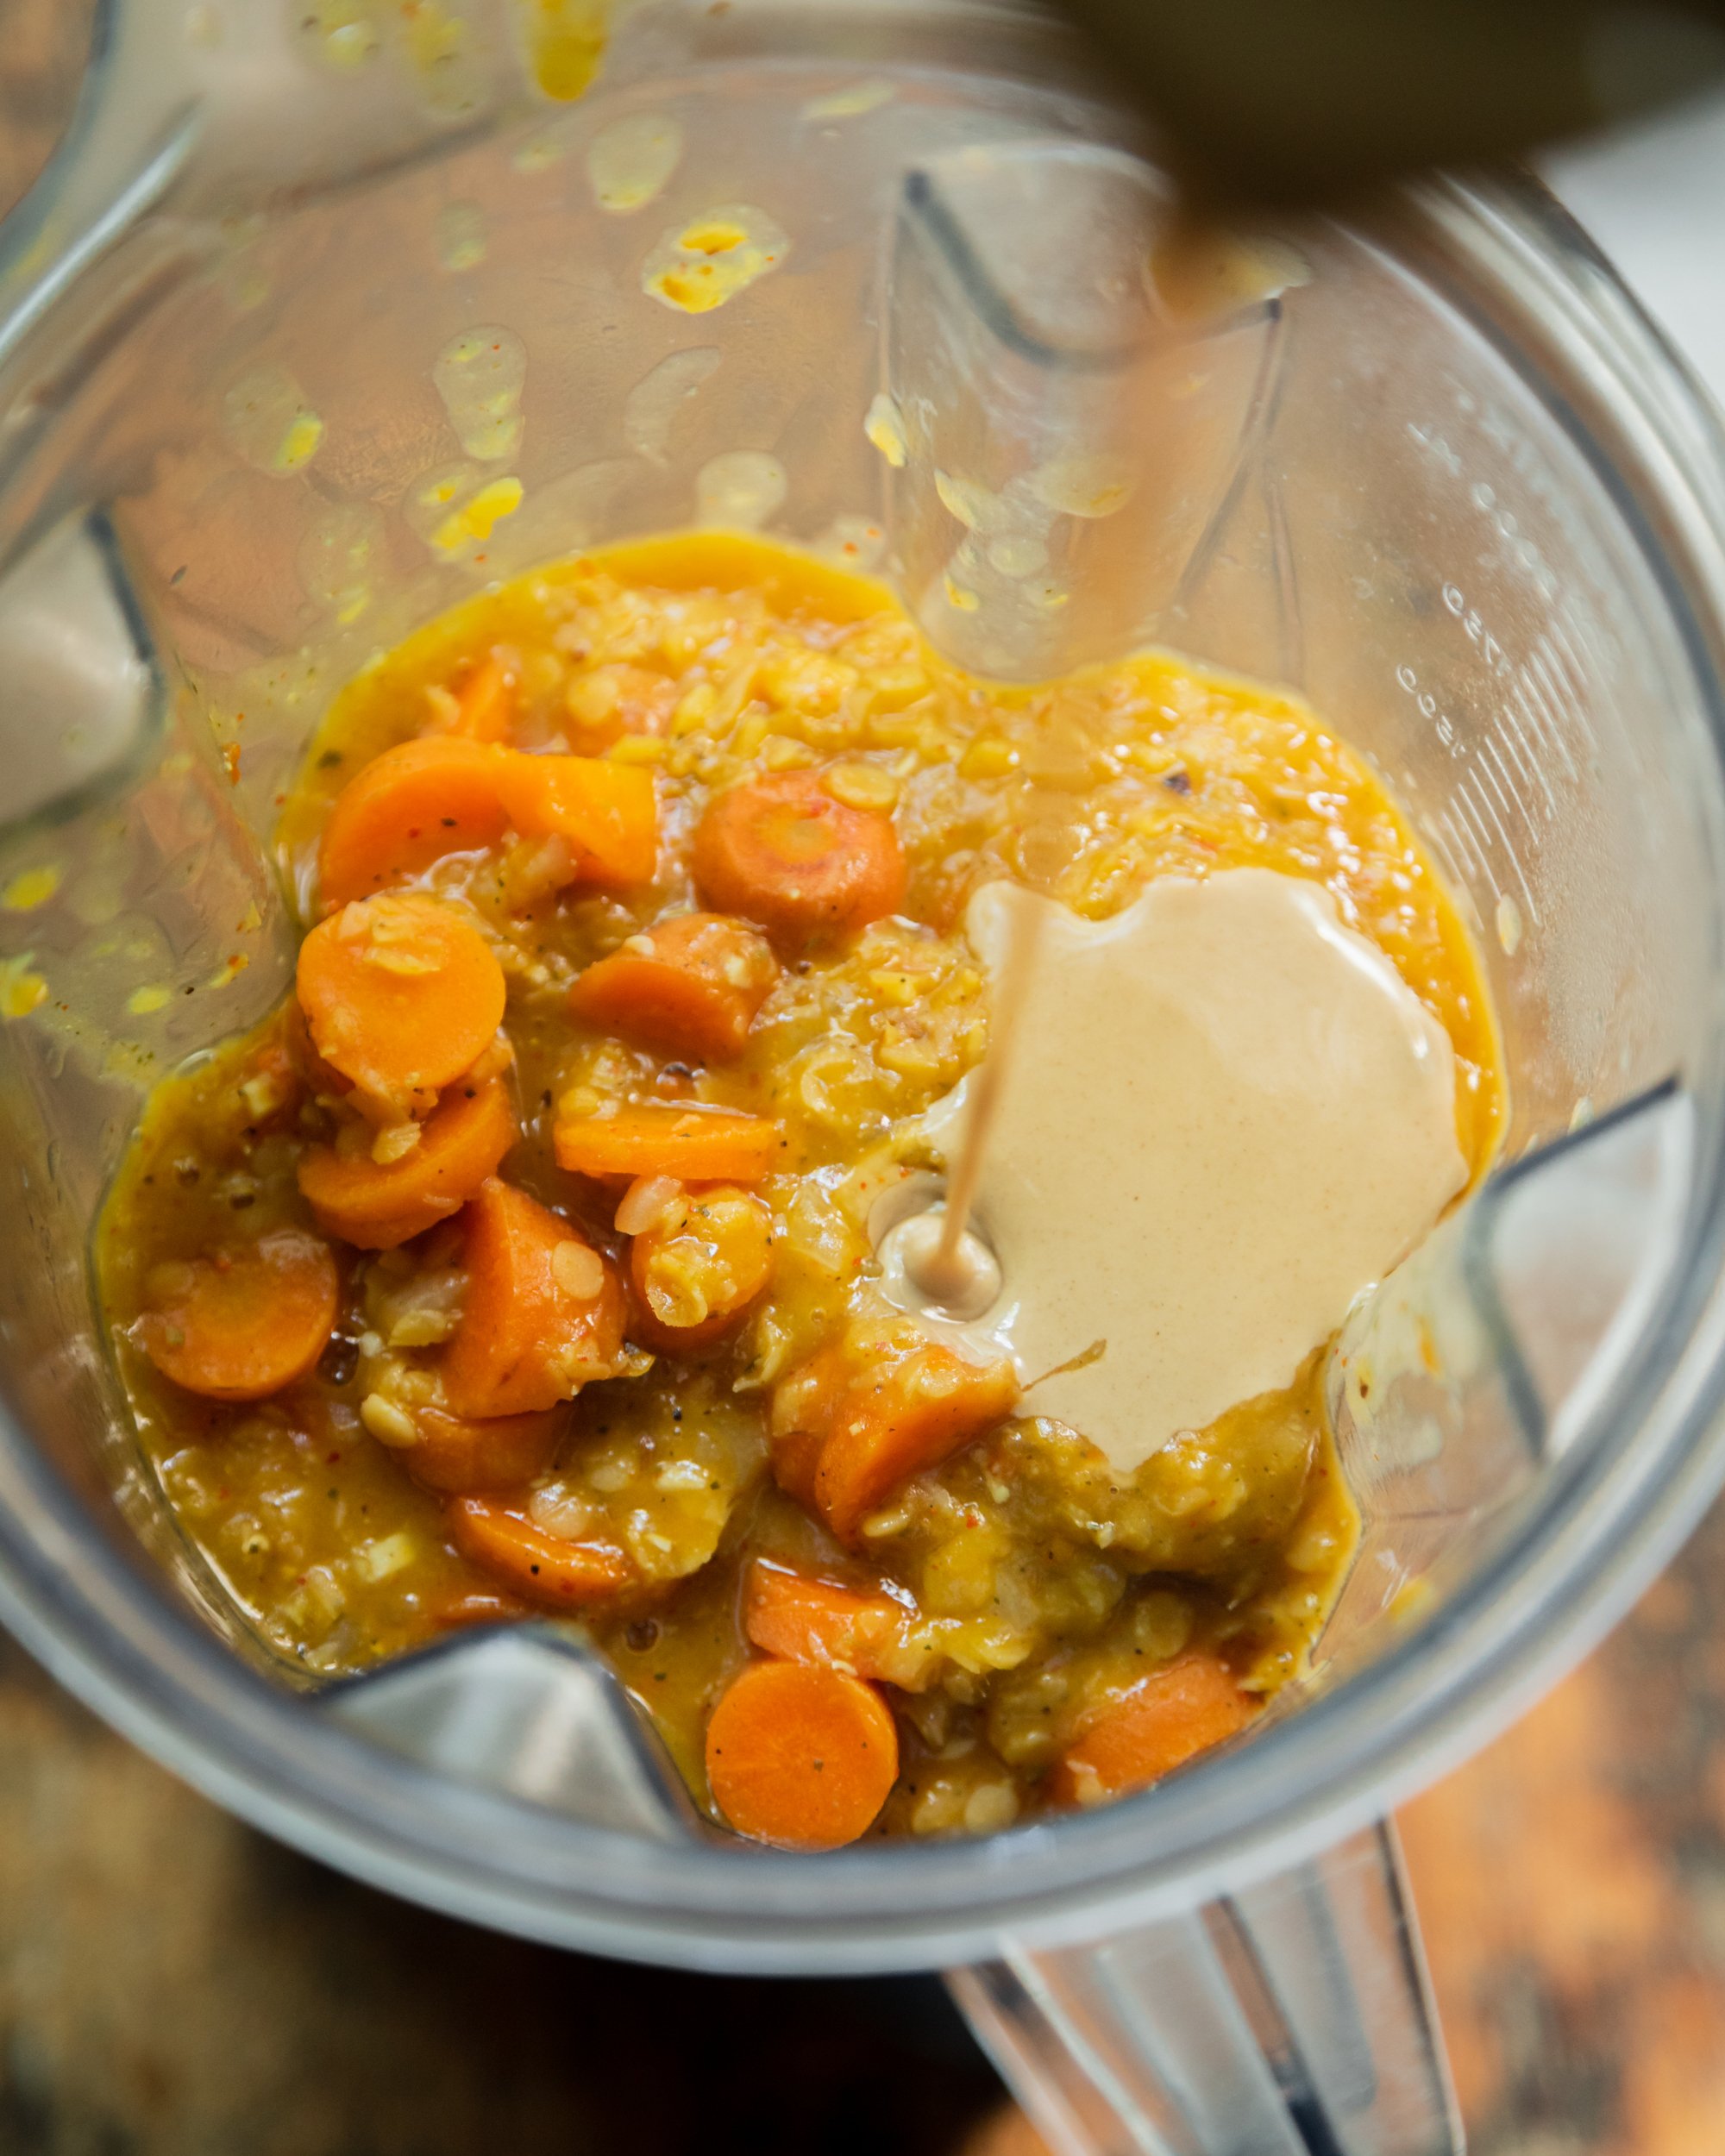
[744,1562,908,1683]
[447,1495,632,1607]
[492,754,658,888]
[568,912,778,1064]
[296,893,505,1117]
[298,1078,516,1249]
[319,736,511,908]
[692,771,906,946]
[441,1178,627,1418]
[705,1658,899,1850]
[396,1407,562,1493]
[1049,1651,1257,1807]
[136,1231,338,1401]
[628,1184,774,1351]
[553,1103,783,1183]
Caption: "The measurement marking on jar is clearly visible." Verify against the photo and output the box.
[1521,655,1577,772]
[1453,787,1502,900]
[1440,581,1514,678]
[1395,663,1466,755]
[1437,802,1497,901]
[1424,819,1467,893]
[1438,577,1569,814]
[1493,706,1556,818]
[1476,736,1538,849]
[1543,619,1604,751]
[1510,672,1578,787]
[1463,762,1540,924]
[1528,636,1599,759]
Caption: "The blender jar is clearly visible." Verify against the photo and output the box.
[2,4,1725,2153]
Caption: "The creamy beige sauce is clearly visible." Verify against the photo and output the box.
[887,868,1468,1473]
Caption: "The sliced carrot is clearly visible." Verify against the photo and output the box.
[442,652,516,743]
[628,1184,775,1351]
[555,1103,783,1184]
[705,1658,899,1849]
[745,1562,910,1683]
[772,1329,1019,1542]
[768,1421,825,1520]
[398,1406,562,1493]
[568,912,778,1064]
[296,893,505,1117]
[1049,1651,1258,1807]
[448,1495,632,1608]
[320,737,655,907]
[285,996,352,1100]
[441,1177,626,1417]
[493,754,658,889]
[136,1230,337,1401]
[298,1077,516,1248]
[319,736,511,908]
[692,770,906,946]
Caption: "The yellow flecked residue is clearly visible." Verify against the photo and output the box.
[517,0,610,99]
[1,866,61,912]
[802,79,896,122]
[643,207,790,315]
[223,365,324,477]
[863,392,908,469]
[430,475,524,558]
[0,956,47,1018]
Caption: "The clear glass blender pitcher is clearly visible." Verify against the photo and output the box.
[3,3,1725,2151]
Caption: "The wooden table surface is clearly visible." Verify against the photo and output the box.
[3,5,1723,2151]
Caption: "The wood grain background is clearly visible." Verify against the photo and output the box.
[2,5,1722,2149]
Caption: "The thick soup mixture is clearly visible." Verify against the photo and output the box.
[97,534,1501,1848]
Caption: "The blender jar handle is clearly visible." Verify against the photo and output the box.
[948,1821,1463,2156]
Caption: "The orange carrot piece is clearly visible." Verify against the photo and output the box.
[441,1177,626,1418]
[320,736,655,908]
[398,1406,562,1493]
[493,754,658,889]
[693,770,906,946]
[773,1332,1019,1542]
[296,893,505,1116]
[444,653,516,743]
[297,1077,516,1248]
[285,996,352,1100]
[554,1104,784,1184]
[447,1495,632,1608]
[1049,1651,1258,1807]
[318,736,511,908]
[568,912,778,1064]
[136,1231,337,1401]
[705,1658,899,1849]
[744,1562,909,1683]
[628,1183,775,1351]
